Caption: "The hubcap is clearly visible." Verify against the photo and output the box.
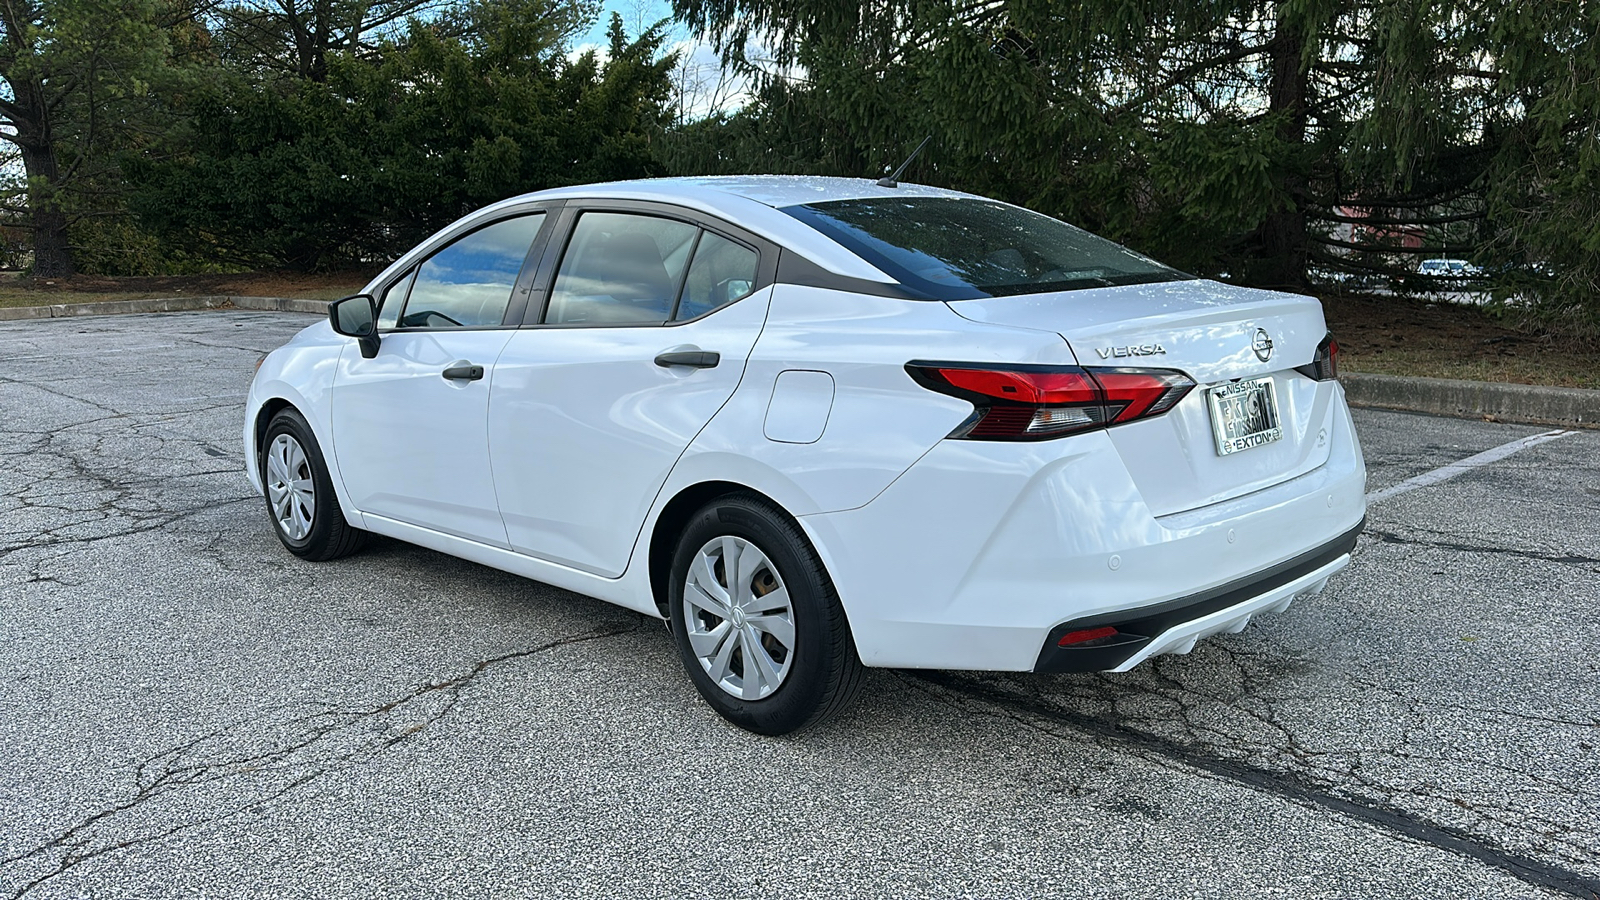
[265,434,315,541]
[682,536,795,700]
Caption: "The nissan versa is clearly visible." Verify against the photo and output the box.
[244,176,1367,735]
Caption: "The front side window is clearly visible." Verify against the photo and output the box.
[783,197,1189,299]
[398,213,545,329]
[675,232,759,321]
[375,268,415,330]
[546,212,698,325]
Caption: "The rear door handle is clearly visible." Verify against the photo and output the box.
[654,350,720,369]
[442,364,484,381]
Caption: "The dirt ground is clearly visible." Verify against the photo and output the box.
[1320,291,1600,389]
[2,271,1594,389]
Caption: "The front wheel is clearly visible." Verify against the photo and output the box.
[668,494,863,735]
[260,408,364,561]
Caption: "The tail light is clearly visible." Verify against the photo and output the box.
[905,362,1195,441]
[1295,333,1339,381]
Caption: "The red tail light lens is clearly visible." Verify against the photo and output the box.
[936,368,1100,405]
[1094,369,1197,424]
[906,362,1195,441]
[1295,333,1339,381]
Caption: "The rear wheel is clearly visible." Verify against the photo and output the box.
[260,408,364,561]
[668,494,863,735]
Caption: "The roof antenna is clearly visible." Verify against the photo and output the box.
[877,135,932,188]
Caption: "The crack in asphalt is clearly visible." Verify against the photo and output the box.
[0,622,644,899]
[958,640,1600,871]
[1366,529,1600,568]
[905,672,1600,900]
[0,379,254,562]
[164,332,293,355]
[0,497,257,562]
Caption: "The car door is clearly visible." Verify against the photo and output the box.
[332,211,549,547]
[488,206,773,577]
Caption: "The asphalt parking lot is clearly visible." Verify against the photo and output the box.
[2,310,1597,899]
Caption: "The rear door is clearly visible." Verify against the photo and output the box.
[332,211,550,546]
[488,204,774,577]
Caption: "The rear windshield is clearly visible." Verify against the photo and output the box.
[783,196,1190,299]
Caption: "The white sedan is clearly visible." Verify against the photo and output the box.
[245,176,1366,734]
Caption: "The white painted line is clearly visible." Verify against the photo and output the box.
[1365,429,1577,504]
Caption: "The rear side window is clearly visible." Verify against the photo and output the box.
[547,212,698,325]
[675,232,758,321]
[398,213,545,329]
[783,197,1189,299]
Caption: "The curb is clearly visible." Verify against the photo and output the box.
[0,295,328,321]
[1343,372,1600,430]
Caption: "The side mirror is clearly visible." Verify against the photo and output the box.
[329,294,381,359]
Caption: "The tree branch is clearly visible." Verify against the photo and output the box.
[1317,209,1484,227]
[1308,233,1478,254]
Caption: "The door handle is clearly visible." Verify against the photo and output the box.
[442,364,484,381]
[654,350,720,369]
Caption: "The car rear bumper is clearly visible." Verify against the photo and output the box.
[797,386,1367,671]
[1033,518,1361,672]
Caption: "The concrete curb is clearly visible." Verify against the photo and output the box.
[1343,372,1600,429]
[0,295,328,321]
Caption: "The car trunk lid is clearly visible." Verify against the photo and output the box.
[947,279,1338,517]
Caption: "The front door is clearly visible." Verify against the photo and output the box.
[489,210,770,576]
[332,212,546,547]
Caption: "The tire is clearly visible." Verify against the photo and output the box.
[668,493,864,735]
[259,408,365,561]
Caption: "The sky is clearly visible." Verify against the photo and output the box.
[576,0,678,48]
[572,0,757,120]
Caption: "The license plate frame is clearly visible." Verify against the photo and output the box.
[1207,377,1283,456]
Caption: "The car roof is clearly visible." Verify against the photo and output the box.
[524,175,977,208]
[440,177,985,287]
[365,177,995,298]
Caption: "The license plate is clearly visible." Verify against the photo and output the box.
[1207,377,1282,456]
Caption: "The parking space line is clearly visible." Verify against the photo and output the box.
[1365,429,1577,504]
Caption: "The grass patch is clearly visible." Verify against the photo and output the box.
[0,268,376,310]
[1340,347,1600,390]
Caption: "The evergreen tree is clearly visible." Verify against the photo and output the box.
[0,0,168,276]
[666,0,1598,326]
[128,6,676,269]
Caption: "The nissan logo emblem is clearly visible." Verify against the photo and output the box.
[1252,328,1274,362]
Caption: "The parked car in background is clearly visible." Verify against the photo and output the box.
[1417,258,1481,279]
[245,176,1367,735]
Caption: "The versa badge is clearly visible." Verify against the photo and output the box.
[1095,344,1166,359]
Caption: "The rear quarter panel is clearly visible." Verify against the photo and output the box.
[669,285,1075,516]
